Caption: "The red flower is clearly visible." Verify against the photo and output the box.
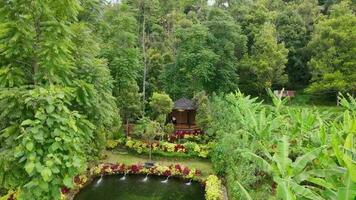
[61,187,70,194]
[175,164,182,172]
[164,170,172,177]
[183,167,190,176]
[110,164,120,172]
[130,164,140,173]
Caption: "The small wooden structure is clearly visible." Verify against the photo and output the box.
[170,98,197,129]
[274,90,295,98]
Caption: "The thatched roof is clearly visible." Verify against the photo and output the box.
[173,98,196,110]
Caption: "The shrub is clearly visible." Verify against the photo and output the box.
[205,175,223,200]
[122,138,213,158]
[106,140,119,149]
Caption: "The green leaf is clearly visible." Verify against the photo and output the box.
[236,179,253,200]
[25,162,35,174]
[21,119,33,126]
[338,172,356,200]
[46,105,55,113]
[307,177,337,190]
[63,175,73,188]
[343,134,356,182]
[25,142,34,151]
[41,167,52,182]
[292,146,326,175]
[275,177,296,200]
[274,135,292,176]
[241,151,272,173]
[290,180,325,200]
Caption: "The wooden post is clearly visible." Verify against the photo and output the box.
[187,110,190,129]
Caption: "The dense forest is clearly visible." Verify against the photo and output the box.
[0,0,355,200]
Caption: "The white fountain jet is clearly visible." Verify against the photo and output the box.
[96,175,103,185]
[185,179,192,186]
[120,172,127,181]
[161,176,171,183]
[142,174,149,182]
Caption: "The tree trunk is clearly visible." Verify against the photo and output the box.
[142,9,147,115]
[149,140,152,161]
[126,117,129,137]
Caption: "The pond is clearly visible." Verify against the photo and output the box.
[74,174,205,200]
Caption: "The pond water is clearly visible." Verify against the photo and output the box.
[74,174,205,200]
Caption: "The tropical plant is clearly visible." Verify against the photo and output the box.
[242,135,326,200]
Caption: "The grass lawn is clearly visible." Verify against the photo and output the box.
[101,150,215,179]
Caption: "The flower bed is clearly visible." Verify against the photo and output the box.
[169,129,204,142]
[124,138,214,158]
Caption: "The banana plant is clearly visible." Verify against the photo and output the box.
[242,135,326,200]
[338,93,356,111]
[308,110,356,200]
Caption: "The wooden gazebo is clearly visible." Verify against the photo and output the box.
[170,98,197,130]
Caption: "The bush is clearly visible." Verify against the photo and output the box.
[123,138,213,158]
[205,175,223,200]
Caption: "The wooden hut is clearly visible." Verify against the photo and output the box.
[170,98,197,130]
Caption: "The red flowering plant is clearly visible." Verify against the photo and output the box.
[175,164,182,173]
[168,129,205,142]
[130,164,141,173]
[183,167,190,176]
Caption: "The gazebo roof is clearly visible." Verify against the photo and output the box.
[174,98,196,110]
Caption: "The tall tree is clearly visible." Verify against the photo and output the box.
[240,23,289,95]
[307,0,356,98]
[100,4,142,125]
[162,21,218,99]
[204,8,247,93]
[0,1,118,199]
[228,0,272,50]
[125,0,163,111]
[276,9,309,89]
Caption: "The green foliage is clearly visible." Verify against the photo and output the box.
[194,91,213,132]
[208,91,355,199]
[0,87,95,199]
[0,0,355,199]
[240,23,289,95]
[133,117,162,160]
[162,21,218,98]
[203,7,247,93]
[100,4,141,123]
[242,136,326,200]
[307,0,356,95]
[0,1,119,199]
[149,92,174,117]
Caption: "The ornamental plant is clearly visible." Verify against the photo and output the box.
[205,175,223,200]
[123,138,213,158]
[133,117,162,160]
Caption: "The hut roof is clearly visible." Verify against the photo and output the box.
[174,98,196,110]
